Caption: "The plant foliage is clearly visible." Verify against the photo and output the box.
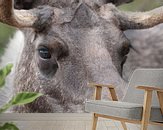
[0,64,13,88]
[0,64,43,130]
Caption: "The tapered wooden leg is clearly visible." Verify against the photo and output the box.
[157,92,163,114]
[121,121,127,130]
[141,90,153,130]
[92,113,98,130]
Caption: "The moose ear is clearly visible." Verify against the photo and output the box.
[70,3,100,28]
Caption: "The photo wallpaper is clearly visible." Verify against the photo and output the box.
[0,0,163,114]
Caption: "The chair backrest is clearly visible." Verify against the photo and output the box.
[123,68,163,107]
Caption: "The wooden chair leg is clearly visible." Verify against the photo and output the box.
[92,113,98,130]
[121,121,127,130]
[157,91,163,114]
[141,90,153,130]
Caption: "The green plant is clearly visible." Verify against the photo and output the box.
[0,64,43,130]
[0,23,15,57]
[0,64,13,88]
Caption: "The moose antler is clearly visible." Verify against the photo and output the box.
[0,0,52,28]
[117,6,163,30]
[100,4,163,30]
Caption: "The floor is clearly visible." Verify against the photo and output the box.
[0,113,142,130]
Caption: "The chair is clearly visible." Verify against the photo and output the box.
[85,69,163,130]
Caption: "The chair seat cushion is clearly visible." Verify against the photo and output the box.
[85,100,163,123]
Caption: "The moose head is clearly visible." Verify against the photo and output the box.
[0,0,163,112]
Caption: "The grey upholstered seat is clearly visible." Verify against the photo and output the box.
[85,69,163,123]
[85,100,163,122]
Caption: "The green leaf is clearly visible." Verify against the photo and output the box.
[1,64,13,76]
[0,123,19,130]
[0,92,43,113]
[0,79,5,88]
[0,64,13,79]
[10,92,43,106]
[0,63,13,88]
[0,102,12,113]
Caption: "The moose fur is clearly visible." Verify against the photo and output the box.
[14,3,128,112]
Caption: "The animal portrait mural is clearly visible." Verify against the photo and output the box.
[0,0,163,113]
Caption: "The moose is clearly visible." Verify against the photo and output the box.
[0,0,163,112]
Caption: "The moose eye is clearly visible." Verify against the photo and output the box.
[38,47,51,59]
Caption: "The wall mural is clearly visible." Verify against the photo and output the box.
[0,0,163,113]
